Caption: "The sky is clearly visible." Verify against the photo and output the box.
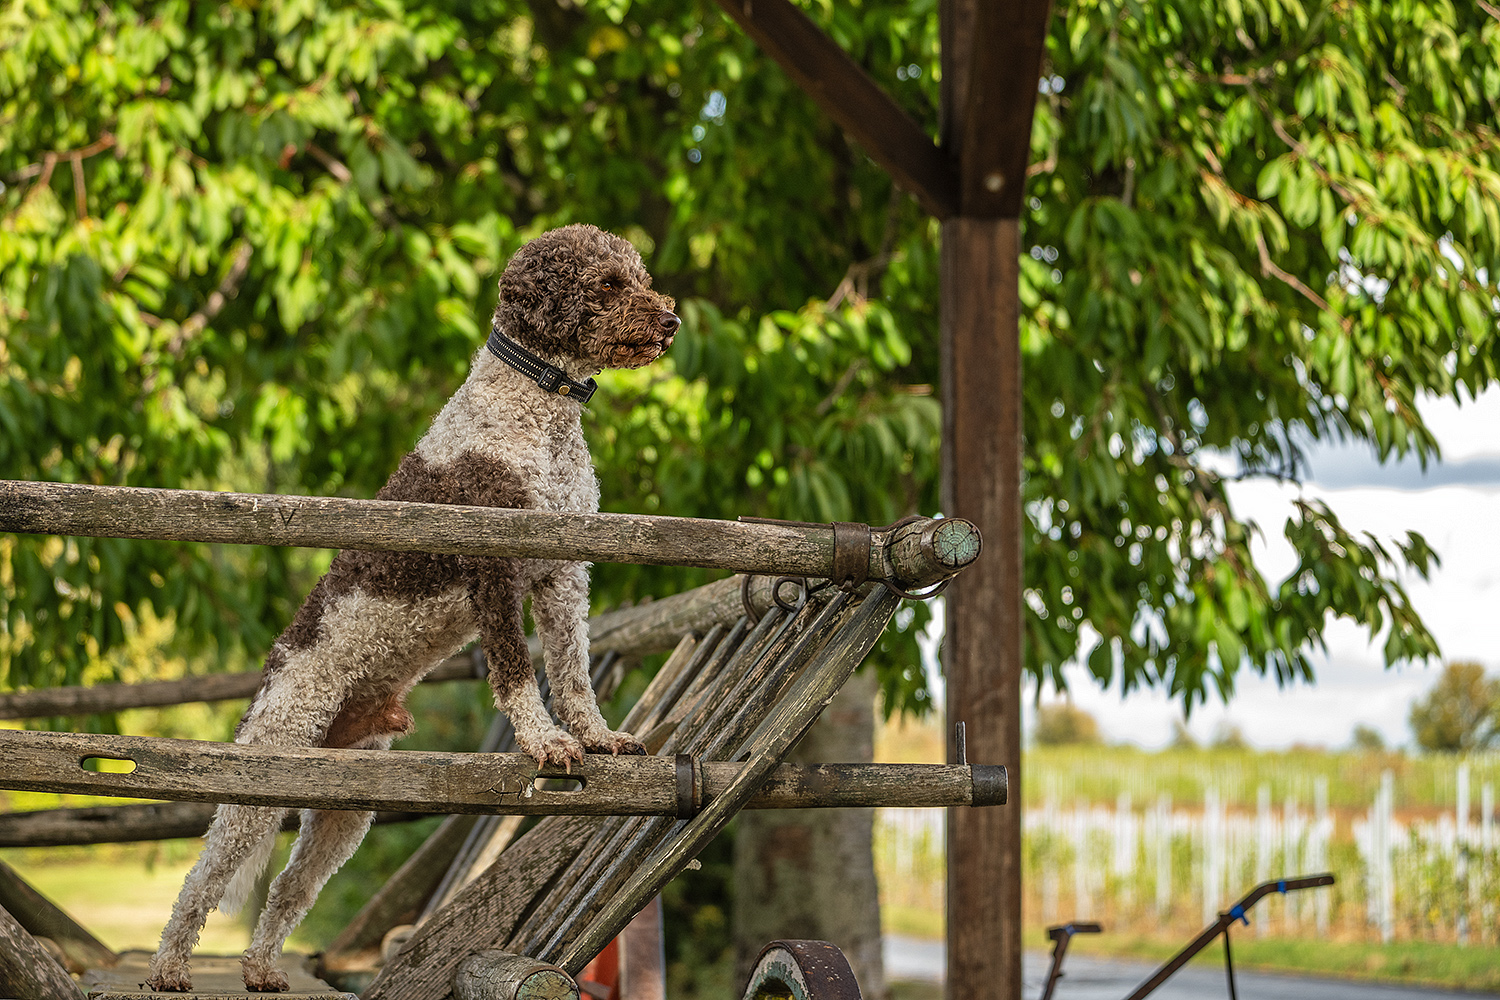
[1024,387,1500,751]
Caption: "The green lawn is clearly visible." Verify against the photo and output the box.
[1037,929,1500,993]
[3,844,253,956]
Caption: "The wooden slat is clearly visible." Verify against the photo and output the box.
[0,730,998,816]
[83,952,351,1000]
[0,899,83,999]
[0,578,756,722]
[711,0,958,219]
[0,801,422,848]
[321,814,482,970]
[0,859,115,972]
[0,481,976,589]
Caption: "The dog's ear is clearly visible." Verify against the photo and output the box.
[495,258,578,355]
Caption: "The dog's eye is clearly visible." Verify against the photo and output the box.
[601,279,616,291]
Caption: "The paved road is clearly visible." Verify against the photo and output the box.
[882,936,1499,999]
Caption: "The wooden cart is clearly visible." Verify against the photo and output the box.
[0,482,997,1000]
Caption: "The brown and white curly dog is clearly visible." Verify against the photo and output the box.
[148,224,678,993]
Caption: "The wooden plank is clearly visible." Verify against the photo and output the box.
[0,859,116,972]
[941,218,1024,1000]
[555,587,902,972]
[362,815,604,1000]
[0,730,998,816]
[711,0,958,219]
[0,801,420,848]
[0,898,83,998]
[949,0,1055,217]
[83,951,351,1000]
[0,481,976,589]
[321,815,482,973]
[0,731,682,816]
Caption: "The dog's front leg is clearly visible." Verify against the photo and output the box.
[531,562,645,756]
[470,559,585,768]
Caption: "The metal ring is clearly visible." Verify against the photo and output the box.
[771,576,809,613]
[882,576,953,602]
[675,753,697,818]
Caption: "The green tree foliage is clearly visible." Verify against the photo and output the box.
[1409,661,1500,753]
[1032,700,1102,745]
[1,0,1496,720]
[1350,722,1387,752]
[0,0,940,708]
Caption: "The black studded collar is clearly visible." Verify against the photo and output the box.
[486,324,598,405]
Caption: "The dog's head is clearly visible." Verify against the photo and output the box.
[494,224,679,370]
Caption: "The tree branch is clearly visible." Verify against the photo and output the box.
[307,142,353,184]
[1254,230,1341,321]
[166,242,255,357]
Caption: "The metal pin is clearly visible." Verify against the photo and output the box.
[955,720,967,766]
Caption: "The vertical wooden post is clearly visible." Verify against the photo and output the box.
[942,219,1023,1000]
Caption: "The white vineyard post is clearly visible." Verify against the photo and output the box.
[1114,790,1135,912]
[1379,770,1395,944]
[1073,797,1089,918]
[1256,783,1272,937]
[1314,777,1330,936]
[1203,787,1222,927]
[1155,793,1172,921]
[1484,782,1495,944]
[1284,792,1301,932]
[1457,761,1470,946]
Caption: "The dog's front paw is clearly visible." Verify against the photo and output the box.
[518,727,586,770]
[583,729,647,757]
[146,959,193,993]
[242,962,290,993]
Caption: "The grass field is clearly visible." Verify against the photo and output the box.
[2,842,254,955]
[874,714,1500,991]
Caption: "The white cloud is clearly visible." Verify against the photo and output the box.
[1029,386,1500,751]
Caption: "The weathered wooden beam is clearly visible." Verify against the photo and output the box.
[944,0,1054,218]
[0,481,978,590]
[0,899,84,999]
[556,588,902,972]
[454,953,578,1000]
[0,730,1002,816]
[0,801,422,848]
[711,0,958,219]
[321,814,482,973]
[0,859,115,972]
[0,578,757,722]
[942,219,1025,1000]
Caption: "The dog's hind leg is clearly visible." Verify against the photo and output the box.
[531,563,644,756]
[147,803,291,992]
[242,804,379,991]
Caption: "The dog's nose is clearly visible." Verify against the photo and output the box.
[659,311,681,335]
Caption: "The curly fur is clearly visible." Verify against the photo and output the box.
[147,224,678,993]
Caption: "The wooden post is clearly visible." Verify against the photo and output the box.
[942,218,1024,1000]
[941,0,1052,993]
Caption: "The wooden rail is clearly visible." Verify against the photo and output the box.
[0,730,1005,816]
[0,575,779,720]
[0,481,979,589]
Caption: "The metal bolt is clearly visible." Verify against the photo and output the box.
[984,171,1004,193]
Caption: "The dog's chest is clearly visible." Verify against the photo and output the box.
[512,419,598,514]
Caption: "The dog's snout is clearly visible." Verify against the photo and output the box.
[659,311,681,335]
